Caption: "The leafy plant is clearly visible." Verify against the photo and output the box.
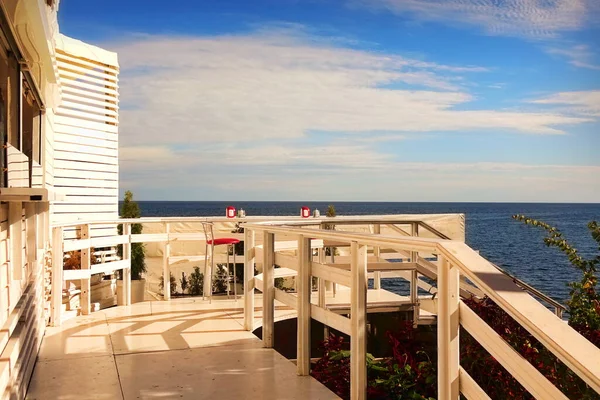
[180,272,189,295]
[188,267,204,296]
[461,296,597,399]
[118,191,146,280]
[311,323,437,400]
[159,272,177,296]
[63,248,98,270]
[513,215,600,335]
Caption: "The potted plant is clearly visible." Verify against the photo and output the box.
[116,191,147,303]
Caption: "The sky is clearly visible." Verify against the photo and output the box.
[58,0,600,202]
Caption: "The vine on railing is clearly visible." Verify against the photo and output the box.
[513,215,600,340]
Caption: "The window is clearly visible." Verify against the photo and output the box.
[0,25,43,188]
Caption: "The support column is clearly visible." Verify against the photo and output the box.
[123,223,132,306]
[262,231,275,348]
[244,228,255,331]
[80,224,91,315]
[9,202,23,280]
[437,255,460,400]
[25,203,37,277]
[163,222,171,301]
[51,227,63,327]
[373,224,381,289]
[297,236,312,376]
[350,241,367,400]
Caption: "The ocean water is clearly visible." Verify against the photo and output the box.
[135,201,600,305]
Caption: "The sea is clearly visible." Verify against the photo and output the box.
[135,201,600,306]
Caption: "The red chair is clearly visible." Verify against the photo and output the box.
[201,222,240,302]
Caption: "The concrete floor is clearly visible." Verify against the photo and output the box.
[26,297,338,400]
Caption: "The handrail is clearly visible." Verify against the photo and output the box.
[242,222,600,399]
[419,221,566,316]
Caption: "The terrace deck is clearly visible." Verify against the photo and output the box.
[26,297,338,400]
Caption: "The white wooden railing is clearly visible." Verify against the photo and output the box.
[243,221,600,400]
[48,215,595,400]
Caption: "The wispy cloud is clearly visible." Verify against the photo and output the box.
[531,90,600,117]
[545,44,600,70]
[108,28,590,152]
[351,0,599,38]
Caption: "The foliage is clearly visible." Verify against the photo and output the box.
[159,272,177,296]
[188,267,204,296]
[461,297,598,399]
[513,215,600,335]
[63,248,97,270]
[311,323,436,400]
[118,191,146,280]
[212,264,229,293]
[180,272,189,294]
[324,204,339,256]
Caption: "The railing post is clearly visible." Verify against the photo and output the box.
[244,228,255,331]
[373,224,381,289]
[297,235,311,376]
[163,222,171,301]
[51,227,63,327]
[318,247,329,339]
[437,255,460,400]
[123,223,132,306]
[25,203,37,275]
[262,231,275,348]
[350,241,367,400]
[80,224,91,314]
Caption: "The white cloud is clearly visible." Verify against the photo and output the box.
[109,30,591,151]
[531,91,600,117]
[120,142,600,202]
[546,44,600,70]
[352,0,599,38]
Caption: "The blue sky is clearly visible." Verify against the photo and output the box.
[58,0,600,202]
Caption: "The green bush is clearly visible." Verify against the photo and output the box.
[189,267,204,296]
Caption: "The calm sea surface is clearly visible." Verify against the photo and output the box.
[134,201,600,305]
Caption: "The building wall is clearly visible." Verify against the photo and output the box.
[0,1,119,398]
[51,35,120,239]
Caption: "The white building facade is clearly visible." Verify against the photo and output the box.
[0,1,119,397]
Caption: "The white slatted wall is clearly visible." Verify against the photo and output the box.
[52,36,119,239]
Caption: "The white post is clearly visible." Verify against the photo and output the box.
[51,227,63,327]
[80,224,91,315]
[262,231,275,348]
[437,255,460,400]
[163,222,171,301]
[244,228,255,331]
[9,202,23,280]
[373,224,381,289]
[123,223,132,306]
[350,241,367,400]
[25,203,37,276]
[297,236,311,376]
[318,247,329,339]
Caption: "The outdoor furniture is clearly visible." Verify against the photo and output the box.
[201,222,240,302]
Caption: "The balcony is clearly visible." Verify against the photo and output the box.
[22,215,600,399]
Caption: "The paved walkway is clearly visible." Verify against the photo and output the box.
[26,298,338,400]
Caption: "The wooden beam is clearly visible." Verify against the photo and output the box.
[50,227,63,327]
[262,232,275,348]
[80,224,91,315]
[9,202,23,281]
[297,236,311,376]
[372,224,381,289]
[459,302,568,399]
[350,241,367,400]
[437,256,459,400]
[244,228,255,331]
[163,223,170,301]
[459,367,491,400]
[123,223,132,306]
